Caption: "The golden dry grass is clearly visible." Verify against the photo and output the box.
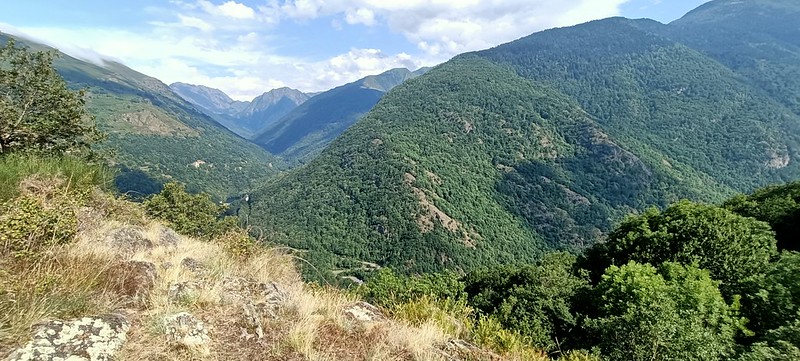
[1,180,547,360]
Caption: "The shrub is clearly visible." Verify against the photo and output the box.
[0,194,77,259]
[359,268,465,307]
[144,182,237,238]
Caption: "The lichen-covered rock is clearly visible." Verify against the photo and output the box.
[180,257,204,272]
[159,227,181,248]
[6,314,129,361]
[104,226,152,256]
[221,277,286,304]
[114,261,157,307]
[438,339,503,361]
[163,312,210,354]
[343,301,385,323]
[167,281,202,304]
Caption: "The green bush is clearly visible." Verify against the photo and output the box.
[583,200,778,297]
[0,195,77,259]
[463,252,589,351]
[359,267,465,307]
[586,261,743,361]
[143,182,237,238]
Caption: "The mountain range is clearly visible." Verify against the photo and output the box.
[253,67,429,164]
[169,83,309,139]
[243,0,800,278]
[0,32,281,200]
[173,67,428,163]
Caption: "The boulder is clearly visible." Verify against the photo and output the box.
[114,261,157,307]
[6,314,128,361]
[163,312,210,354]
[104,226,152,256]
[159,227,181,248]
[343,301,385,323]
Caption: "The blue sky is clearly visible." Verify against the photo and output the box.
[0,0,709,100]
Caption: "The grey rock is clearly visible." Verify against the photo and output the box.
[220,277,286,305]
[180,258,204,272]
[343,301,385,323]
[167,281,202,304]
[105,226,152,256]
[438,339,501,361]
[6,314,128,361]
[116,261,157,307]
[163,312,210,353]
[159,228,181,248]
[241,302,265,339]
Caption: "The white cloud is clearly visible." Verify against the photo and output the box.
[201,0,256,19]
[2,23,424,101]
[345,8,376,26]
[178,14,215,32]
[272,0,632,57]
[1,0,638,101]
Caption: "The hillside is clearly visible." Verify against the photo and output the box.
[170,83,309,139]
[0,161,556,361]
[1,33,282,199]
[666,0,800,115]
[246,0,800,277]
[253,68,428,164]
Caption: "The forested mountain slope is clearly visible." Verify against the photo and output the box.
[245,0,800,277]
[667,0,800,115]
[478,16,800,191]
[1,33,281,199]
[253,68,428,164]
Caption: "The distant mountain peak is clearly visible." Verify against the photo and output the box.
[169,82,236,114]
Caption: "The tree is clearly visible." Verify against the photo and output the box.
[583,200,777,297]
[742,252,800,337]
[587,261,743,361]
[0,39,102,157]
[462,252,589,351]
[143,182,236,238]
[736,317,800,361]
[724,182,800,251]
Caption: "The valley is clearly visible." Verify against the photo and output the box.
[2,0,800,360]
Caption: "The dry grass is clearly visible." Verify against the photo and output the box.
[0,243,123,353]
[1,180,545,360]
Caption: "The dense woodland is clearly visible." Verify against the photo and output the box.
[246,0,800,281]
[360,181,800,360]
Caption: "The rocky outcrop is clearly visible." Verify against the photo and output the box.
[6,314,129,361]
[105,226,152,256]
[114,261,157,307]
[163,312,210,354]
[343,302,385,323]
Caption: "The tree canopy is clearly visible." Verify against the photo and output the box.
[0,40,102,157]
[584,200,778,297]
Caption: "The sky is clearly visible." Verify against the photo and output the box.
[0,0,709,101]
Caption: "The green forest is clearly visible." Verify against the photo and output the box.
[359,181,800,360]
[246,6,800,278]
